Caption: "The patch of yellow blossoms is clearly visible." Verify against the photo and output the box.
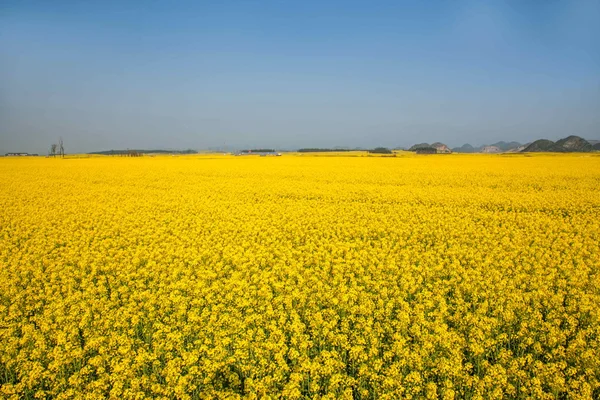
[1,153,599,399]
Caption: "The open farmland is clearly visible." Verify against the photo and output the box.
[1,154,600,399]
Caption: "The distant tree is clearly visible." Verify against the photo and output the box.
[368,147,393,154]
[409,143,431,151]
[416,147,437,154]
[50,144,57,157]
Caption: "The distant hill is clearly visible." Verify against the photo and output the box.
[588,139,600,146]
[451,142,520,153]
[430,142,452,153]
[505,144,528,153]
[480,145,501,154]
[488,141,522,152]
[452,144,475,153]
[552,136,592,152]
[593,143,600,150]
[522,139,556,152]
[522,136,592,153]
[409,143,431,151]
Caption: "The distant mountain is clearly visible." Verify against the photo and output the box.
[593,143,600,150]
[409,143,431,151]
[588,140,600,146]
[505,144,528,153]
[522,136,592,153]
[552,136,592,152]
[480,145,501,153]
[430,142,452,153]
[522,139,555,152]
[488,141,522,151]
[452,144,475,153]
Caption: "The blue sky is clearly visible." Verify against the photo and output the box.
[1,0,599,152]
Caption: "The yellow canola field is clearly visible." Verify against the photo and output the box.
[1,154,599,400]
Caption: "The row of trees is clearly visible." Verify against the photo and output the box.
[49,138,65,158]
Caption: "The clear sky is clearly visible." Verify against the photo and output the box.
[1,1,599,153]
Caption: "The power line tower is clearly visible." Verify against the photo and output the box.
[58,137,65,158]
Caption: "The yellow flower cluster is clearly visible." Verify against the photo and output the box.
[1,153,599,399]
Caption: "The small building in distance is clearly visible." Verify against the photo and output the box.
[415,147,437,154]
[5,152,38,156]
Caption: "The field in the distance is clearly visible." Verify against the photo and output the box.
[1,154,599,399]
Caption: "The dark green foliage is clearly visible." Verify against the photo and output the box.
[415,147,437,154]
[368,147,393,154]
[409,143,431,151]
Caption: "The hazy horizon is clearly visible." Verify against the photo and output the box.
[2,1,599,154]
